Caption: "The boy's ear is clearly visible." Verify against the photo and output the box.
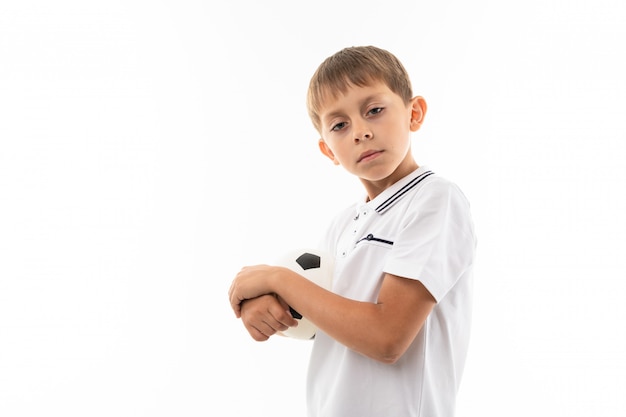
[318,139,340,165]
[409,96,427,132]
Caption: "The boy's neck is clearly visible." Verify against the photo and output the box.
[360,158,419,201]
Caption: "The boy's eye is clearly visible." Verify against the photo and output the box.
[331,122,347,132]
[368,107,383,116]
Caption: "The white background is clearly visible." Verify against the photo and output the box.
[1,1,625,416]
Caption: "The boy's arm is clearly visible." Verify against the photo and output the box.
[343,273,436,363]
[274,270,436,364]
[229,266,435,363]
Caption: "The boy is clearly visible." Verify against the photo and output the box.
[228,46,476,417]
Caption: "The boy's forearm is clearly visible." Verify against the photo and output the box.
[230,259,428,361]
[274,271,429,364]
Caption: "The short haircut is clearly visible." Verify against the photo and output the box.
[306,46,414,133]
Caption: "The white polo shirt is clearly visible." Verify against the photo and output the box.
[307,166,477,417]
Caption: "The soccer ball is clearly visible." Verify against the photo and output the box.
[274,248,334,340]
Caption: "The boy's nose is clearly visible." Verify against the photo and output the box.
[354,124,373,143]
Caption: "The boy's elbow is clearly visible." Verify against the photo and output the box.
[372,338,408,364]
[378,352,402,364]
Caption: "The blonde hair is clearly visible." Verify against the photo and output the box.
[306,46,414,133]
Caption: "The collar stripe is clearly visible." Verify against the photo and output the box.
[375,171,434,214]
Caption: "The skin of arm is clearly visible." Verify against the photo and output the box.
[229,265,436,364]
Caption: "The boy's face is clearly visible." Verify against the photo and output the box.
[317,81,426,188]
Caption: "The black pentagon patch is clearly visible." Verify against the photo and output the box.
[295,253,321,270]
[289,306,303,320]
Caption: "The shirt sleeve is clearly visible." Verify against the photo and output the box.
[383,178,477,302]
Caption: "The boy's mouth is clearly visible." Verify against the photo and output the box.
[357,150,382,163]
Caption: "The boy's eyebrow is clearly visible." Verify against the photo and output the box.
[320,93,388,121]
[320,108,345,121]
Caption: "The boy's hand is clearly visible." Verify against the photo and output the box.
[228,264,282,317]
[240,294,299,341]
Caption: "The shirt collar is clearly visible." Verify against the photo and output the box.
[359,166,434,215]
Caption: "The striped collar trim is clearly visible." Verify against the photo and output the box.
[375,170,434,214]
